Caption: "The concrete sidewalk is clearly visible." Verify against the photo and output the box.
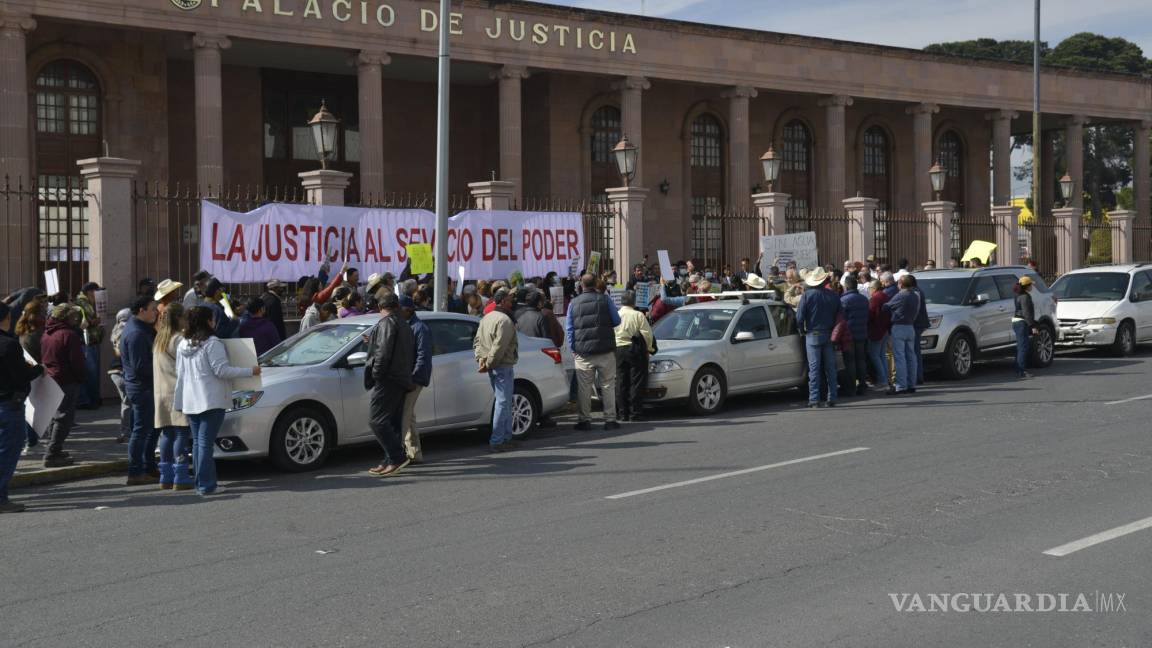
[13,404,128,488]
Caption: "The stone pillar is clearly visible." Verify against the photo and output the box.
[190,33,232,194]
[1053,206,1082,275]
[751,192,790,239]
[986,110,1018,206]
[907,102,940,207]
[1064,115,1087,211]
[606,186,648,274]
[468,180,515,211]
[354,50,389,203]
[1134,121,1150,226]
[79,157,141,396]
[843,196,878,263]
[614,76,650,186]
[0,12,37,288]
[299,169,352,206]
[1109,209,1134,265]
[991,204,1021,266]
[1041,131,1056,218]
[493,65,529,204]
[923,201,955,267]
[724,85,757,210]
[820,95,853,211]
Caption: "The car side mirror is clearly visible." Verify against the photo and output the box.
[343,351,368,368]
[971,293,990,306]
[1131,293,1140,303]
[733,331,755,343]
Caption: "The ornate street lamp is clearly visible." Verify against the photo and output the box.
[1059,173,1075,206]
[760,145,781,192]
[613,135,638,186]
[929,160,946,201]
[307,100,340,170]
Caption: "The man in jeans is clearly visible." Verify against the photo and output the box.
[884,275,921,395]
[796,268,842,408]
[474,288,519,451]
[567,274,622,431]
[0,302,44,513]
[120,296,159,485]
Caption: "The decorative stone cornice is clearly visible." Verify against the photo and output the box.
[352,49,391,68]
[612,75,651,91]
[0,12,36,34]
[984,109,1019,121]
[722,85,758,100]
[188,33,232,51]
[491,64,530,81]
[905,102,940,116]
[1063,114,1089,127]
[818,94,853,108]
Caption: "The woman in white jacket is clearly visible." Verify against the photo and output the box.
[173,306,260,496]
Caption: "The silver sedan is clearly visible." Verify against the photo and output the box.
[216,312,570,471]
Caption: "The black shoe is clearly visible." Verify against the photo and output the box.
[807,402,820,409]
[856,387,867,396]
[574,421,592,431]
[885,388,900,396]
[115,434,128,444]
[907,388,917,394]
[604,421,621,431]
[0,500,26,513]
[826,401,837,408]
[43,454,75,468]
[629,415,645,422]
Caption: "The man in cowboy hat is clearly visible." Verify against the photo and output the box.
[153,279,184,313]
[796,267,842,408]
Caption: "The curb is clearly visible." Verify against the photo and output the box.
[11,459,129,488]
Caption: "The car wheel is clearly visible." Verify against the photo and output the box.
[1029,324,1055,368]
[941,333,974,380]
[269,406,333,472]
[687,367,726,415]
[1110,321,1136,357]
[510,383,540,439]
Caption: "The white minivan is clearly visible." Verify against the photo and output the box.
[1051,264,1152,356]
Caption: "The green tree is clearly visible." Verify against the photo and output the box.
[924,38,1048,64]
[1047,32,1150,74]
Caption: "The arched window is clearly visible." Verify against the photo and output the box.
[34,60,103,297]
[589,105,621,199]
[862,125,892,262]
[937,130,965,209]
[780,120,813,229]
[690,113,724,264]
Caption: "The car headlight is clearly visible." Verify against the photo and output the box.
[928,315,943,329]
[229,390,263,412]
[1082,318,1117,326]
[649,359,683,373]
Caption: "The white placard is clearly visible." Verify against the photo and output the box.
[760,231,819,274]
[94,289,108,319]
[221,338,262,392]
[549,286,565,317]
[608,287,626,307]
[22,349,63,436]
[457,266,466,297]
[44,269,60,296]
[657,250,674,282]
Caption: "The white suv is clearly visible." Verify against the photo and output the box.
[1051,264,1152,356]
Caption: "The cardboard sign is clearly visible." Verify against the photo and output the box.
[587,251,602,276]
[760,231,819,273]
[222,338,262,392]
[960,240,998,264]
[608,287,626,307]
[634,281,657,310]
[94,289,108,319]
[24,349,63,436]
[657,250,675,281]
[407,243,434,275]
[44,269,60,296]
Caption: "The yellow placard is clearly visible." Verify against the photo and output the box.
[407,243,434,275]
[960,240,998,264]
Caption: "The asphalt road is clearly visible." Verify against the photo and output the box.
[3,349,1152,647]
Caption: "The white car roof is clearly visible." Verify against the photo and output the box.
[1061,264,1152,275]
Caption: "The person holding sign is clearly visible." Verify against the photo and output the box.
[0,302,45,513]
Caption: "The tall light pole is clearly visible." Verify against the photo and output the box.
[433,0,451,312]
[1032,0,1041,224]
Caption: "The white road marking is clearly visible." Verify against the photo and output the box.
[1042,516,1152,557]
[604,447,872,500]
[1104,394,1152,405]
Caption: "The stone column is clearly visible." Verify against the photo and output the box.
[907,103,940,207]
[1041,131,1056,218]
[190,33,231,195]
[1109,209,1134,265]
[606,186,648,274]
[354,50,390,203]
[1053,206,1082,275]
[751,192,790,239]
[493,65,529,204]
[991,204,1021,266]
[0,12,37,288]
[723,85,757,210]
[614,76,650,186]
[843,196,878,263]
[923,201,955,267]
[1064,115,1087,211]
[468,180,515,211]
[299,170,352,206]
[1134,121,1150,226]
[986,110,1018,206]
[820,95,853,211]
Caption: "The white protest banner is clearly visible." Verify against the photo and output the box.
[200,202,584,282]
[759,231,819,274]
[222,338,262,392]
[23,349,63,435]
[657,250,674,281]
[44,269,60,296]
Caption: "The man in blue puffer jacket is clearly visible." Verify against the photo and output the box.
[840,276,870,396]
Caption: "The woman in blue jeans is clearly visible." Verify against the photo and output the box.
[172,307,260,496]
[153,304,193,490]
[1013,276,1038,379]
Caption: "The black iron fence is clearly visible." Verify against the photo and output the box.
[1,175,92,299]
[1021,220,1060,280]
[874,210,930,269]
[356,191,472,213]
[950,212,996,264]
[1135,222,1152,262]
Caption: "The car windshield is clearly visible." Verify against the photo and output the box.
[262,323,371,367]
[653,309,737,341]
[916,278,972,306]
[1050,272,1129,301]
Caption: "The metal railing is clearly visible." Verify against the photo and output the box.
[356,191,472,213]
[874,210,929,268]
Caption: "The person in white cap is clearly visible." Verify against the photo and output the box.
[261,279,287,340]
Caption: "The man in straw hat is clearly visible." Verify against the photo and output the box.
[154,279,184,313]
[796,267,842,408]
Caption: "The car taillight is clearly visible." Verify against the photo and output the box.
[542,347,562,364]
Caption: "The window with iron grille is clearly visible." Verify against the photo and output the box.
[691,114,723,168]
[863,127,888,177]
[591,106,621,164]
[940,131,962,178]
[35,61,100,136]
[691,196,723,262]
[37,175,88,263]
[783,121,810,172]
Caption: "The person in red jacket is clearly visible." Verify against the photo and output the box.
[866,277,893,390]
[39,304,88,467]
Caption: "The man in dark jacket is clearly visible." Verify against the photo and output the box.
[883,276,921,395]
[260,280,288,341]
[796,268,842,408]
[365,294,415,477]
[238,297,283,356]
[907,274,931,386]
[39,305,88,467]
[202,278,238,339]
[0,302,44,513]
[513,288,551,340]
[397,296,432,463]
[120,296,159,484]
[566,275,622,431]
[840,277,870,396]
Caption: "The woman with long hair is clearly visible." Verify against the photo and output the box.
[173,306,260,496]
[338,291,366,318]
[15,297,47,452]
[153,303,193,490]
